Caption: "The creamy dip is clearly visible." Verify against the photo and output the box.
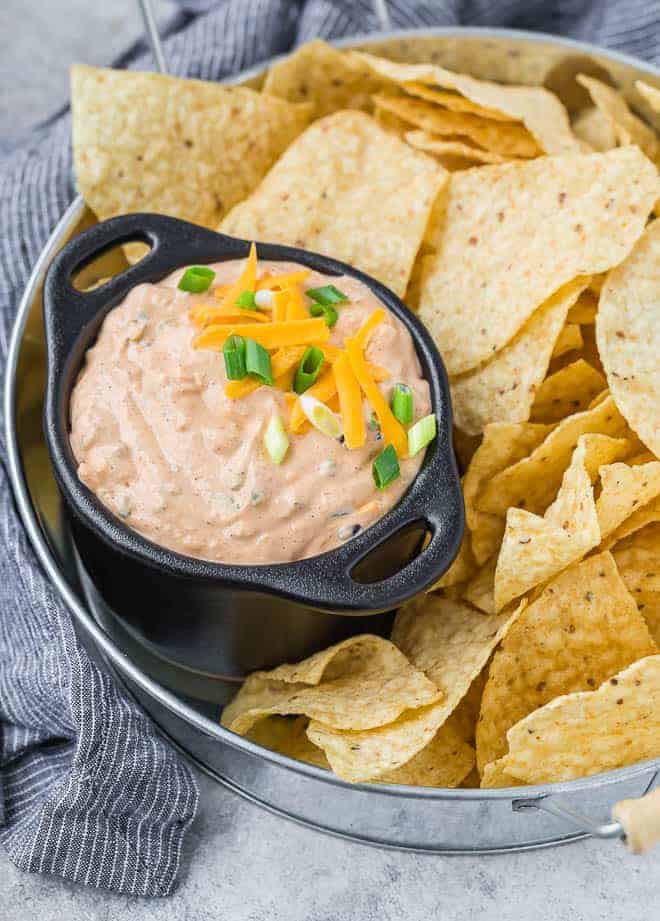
[70,261,431,564]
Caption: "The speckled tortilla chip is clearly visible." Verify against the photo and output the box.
[450,279,588,436]
[530,360,606,423]
[597,460,660,541]
[462,556,497,615]
[418,148,658,376]
[636,81,660,113]
[572,106,617,152]
[221,111,447,297]
[602,496,660,549]
[483,655,660,785]
[402,82,514,121]
[262,40,386,117]
[247,716,329,768]
[477,553,657,775]
[373,94,539,158]
[355,52,581,154]
[477,395,629,518]
[596,220,660,459]
[221,634,441,735]
[492,434,625,610]
[577,75,658,161]
[463,422,553,565]
[376,722,475,788]
[613,524,660,608]
[551,322,583,360]
[306,598,522,782]
[566,291,598,325]
[404,130,508,165]
[71,65,311,231]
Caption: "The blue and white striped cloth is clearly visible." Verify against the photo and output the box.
[1,0,658,898]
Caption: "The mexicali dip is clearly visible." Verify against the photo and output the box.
[69,248,435,564]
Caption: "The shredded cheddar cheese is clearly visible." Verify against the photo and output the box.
[257,270,310,291]
[346,337,407,457]
[213,241,257,303]
[194,318,330,351]
[224,346,306,399]
[333,352,366,449]
[290,368,337,432]
[354,309,385,349]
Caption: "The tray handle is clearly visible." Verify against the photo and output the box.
[514,776,660,853]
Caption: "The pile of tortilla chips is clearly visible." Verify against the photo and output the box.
[70,42,660,788]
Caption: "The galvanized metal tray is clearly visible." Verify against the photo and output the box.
[5,27,660,854]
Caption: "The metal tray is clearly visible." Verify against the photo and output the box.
[5,27,660,854]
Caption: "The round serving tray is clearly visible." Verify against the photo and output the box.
[5,27,660,854]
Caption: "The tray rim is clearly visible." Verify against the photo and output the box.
[5,25,660,806]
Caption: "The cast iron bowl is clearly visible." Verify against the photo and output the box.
[43,212,463,678]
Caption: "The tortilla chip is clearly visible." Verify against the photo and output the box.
[492,434,620,611]
[477,395,629,517]
[402,81,515,121]
[71,65,311,233]
[483,655,660,785]
[597,460,660,540]
[463,422,553,564]
[572,106,617,152]
[450,279,589,435]
[376,723,475,788]
[566,291,598,325]
[551,322,583,360]
[247,716,329,768]
[262,40,386,117]
[418,147,658,375]
[306,597,522,782]
[596,220,660,459]
[433,530,477,589]
[449,669,489,746]
[603,495,660,549]
[373,94,540,158]
[221,111,447,297]
[355,53,581,154]
[404,130,508,165]
[530,360,607,423]
[478,552,657,774]
[636,81,660,113]
[463,556,497,614]
[221,634,441,735]
[577,75,658,161]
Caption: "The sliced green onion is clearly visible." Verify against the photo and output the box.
[408,413,437,457]
[264,413,289,464]
[309,301,338,328]
[235,290,258,310]
[178,265,215,293]
[294,346,325,394]
[299,395,343,439]
[372,445,400,490]
[390,383,414,425]
[245,338,273,385]
[306,284,348,306]
[223,335,247,380]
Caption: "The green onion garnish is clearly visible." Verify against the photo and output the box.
[235,290,258,310]
[245,338,273,385]
[408,413,437,457]
[306,284,348,306]
[294,346,325,394]
[264,413,289,464]
[178,265,215,293]
[223,335,247,380]
[391,383,414,425]
[372,445,400,490]
[309,302,338,328]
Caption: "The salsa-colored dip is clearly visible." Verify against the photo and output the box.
[70,259,432,564]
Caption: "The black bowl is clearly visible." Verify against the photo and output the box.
[43,213,463,677]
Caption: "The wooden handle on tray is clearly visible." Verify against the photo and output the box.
[613,788,660,854]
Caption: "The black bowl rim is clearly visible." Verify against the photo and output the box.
[43,213,464,613]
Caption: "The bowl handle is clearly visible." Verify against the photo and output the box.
[291,437,464,612]
[43,212,246,367]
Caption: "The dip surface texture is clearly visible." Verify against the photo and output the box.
[69,261,431,564]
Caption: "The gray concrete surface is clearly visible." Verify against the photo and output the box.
[2,2,660,918]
